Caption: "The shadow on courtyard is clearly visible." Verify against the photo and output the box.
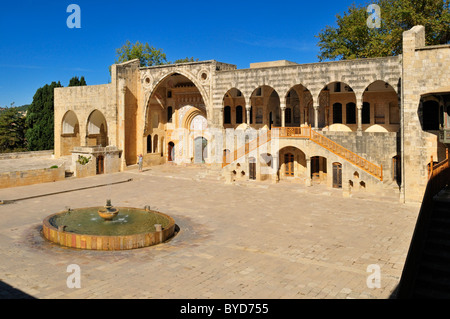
[0,280,36,299]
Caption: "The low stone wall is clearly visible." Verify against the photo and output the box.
[143,153,165,167]
[75,158,96,178]
[0,150,54,160]
[0,165,65,189]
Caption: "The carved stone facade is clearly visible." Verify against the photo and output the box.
[54,26,449,203]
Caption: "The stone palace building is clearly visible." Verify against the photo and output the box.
[54,26,450,203]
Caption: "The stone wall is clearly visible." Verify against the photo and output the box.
[402,26,450,202]
[54,83,116,158]
[0,165,65,189]
[0,150,54,160]
[213,56,402,124]
[322,131,399,181]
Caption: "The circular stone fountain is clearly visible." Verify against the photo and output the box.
[42,200,176,250]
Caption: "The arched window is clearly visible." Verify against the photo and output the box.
[333,103,342,124]
[147,135,152,154]
[285,108,292,124]
[153,134,158,153]
[346,103,356,124]
[236,105,243,124]
[167,106,173,123]
[224,106,231,124]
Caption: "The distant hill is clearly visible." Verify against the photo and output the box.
[0,104,29,115]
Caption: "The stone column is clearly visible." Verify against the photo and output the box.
[314,105,319,129]
[271,155,279,183]
[305,157,312,186]
[246,107,251,126]
[118,81,127,171]
[281,107,286,128]
[357,104,363,132]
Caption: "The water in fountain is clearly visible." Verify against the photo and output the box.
[48,207,171,236]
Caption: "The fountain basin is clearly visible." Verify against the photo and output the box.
[42,207,176,250]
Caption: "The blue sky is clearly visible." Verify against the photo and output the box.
[0,0,368,107]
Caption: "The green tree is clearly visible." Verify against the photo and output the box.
[172,57,199,64]
[316,0,450,61]
[25,81,63,151]
[114,40,199,67]
[115,40,168,67]
[68,76,87,86]
[0,107,27,152]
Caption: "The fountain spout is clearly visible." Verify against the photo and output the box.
[98,199,119,221]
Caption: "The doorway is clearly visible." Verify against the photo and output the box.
[96,155,104,175]
[194,137,207,163]
[168,142,175,162]
[284,153,294,177]
[249,157,256,180]
[311,156,327,183]
[332,162,342,188]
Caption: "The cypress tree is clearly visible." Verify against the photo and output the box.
[25,81,63,151]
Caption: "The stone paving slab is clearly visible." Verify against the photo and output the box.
[0,165,420,299]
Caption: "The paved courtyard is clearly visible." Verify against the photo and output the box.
[0,164,420,299]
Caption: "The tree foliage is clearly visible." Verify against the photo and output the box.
[25,81,62,151]
[316,0,450,61]
[115,40,168,67]
[114,40,199,66]
[0,106,27,153]
[68,76,87,86]
[173,57,200,64]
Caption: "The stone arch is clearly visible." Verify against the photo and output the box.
[277,146,307,181]
[250,85,280,129]
[144,71,210,133]
[183,107,207,131]
[321,81,356,131]
[285,84,313,127]
[363,80,399,132]
[86,109,108,147]
[146,69,209,109]
[60,110,81,156]
[222,88,246,127]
